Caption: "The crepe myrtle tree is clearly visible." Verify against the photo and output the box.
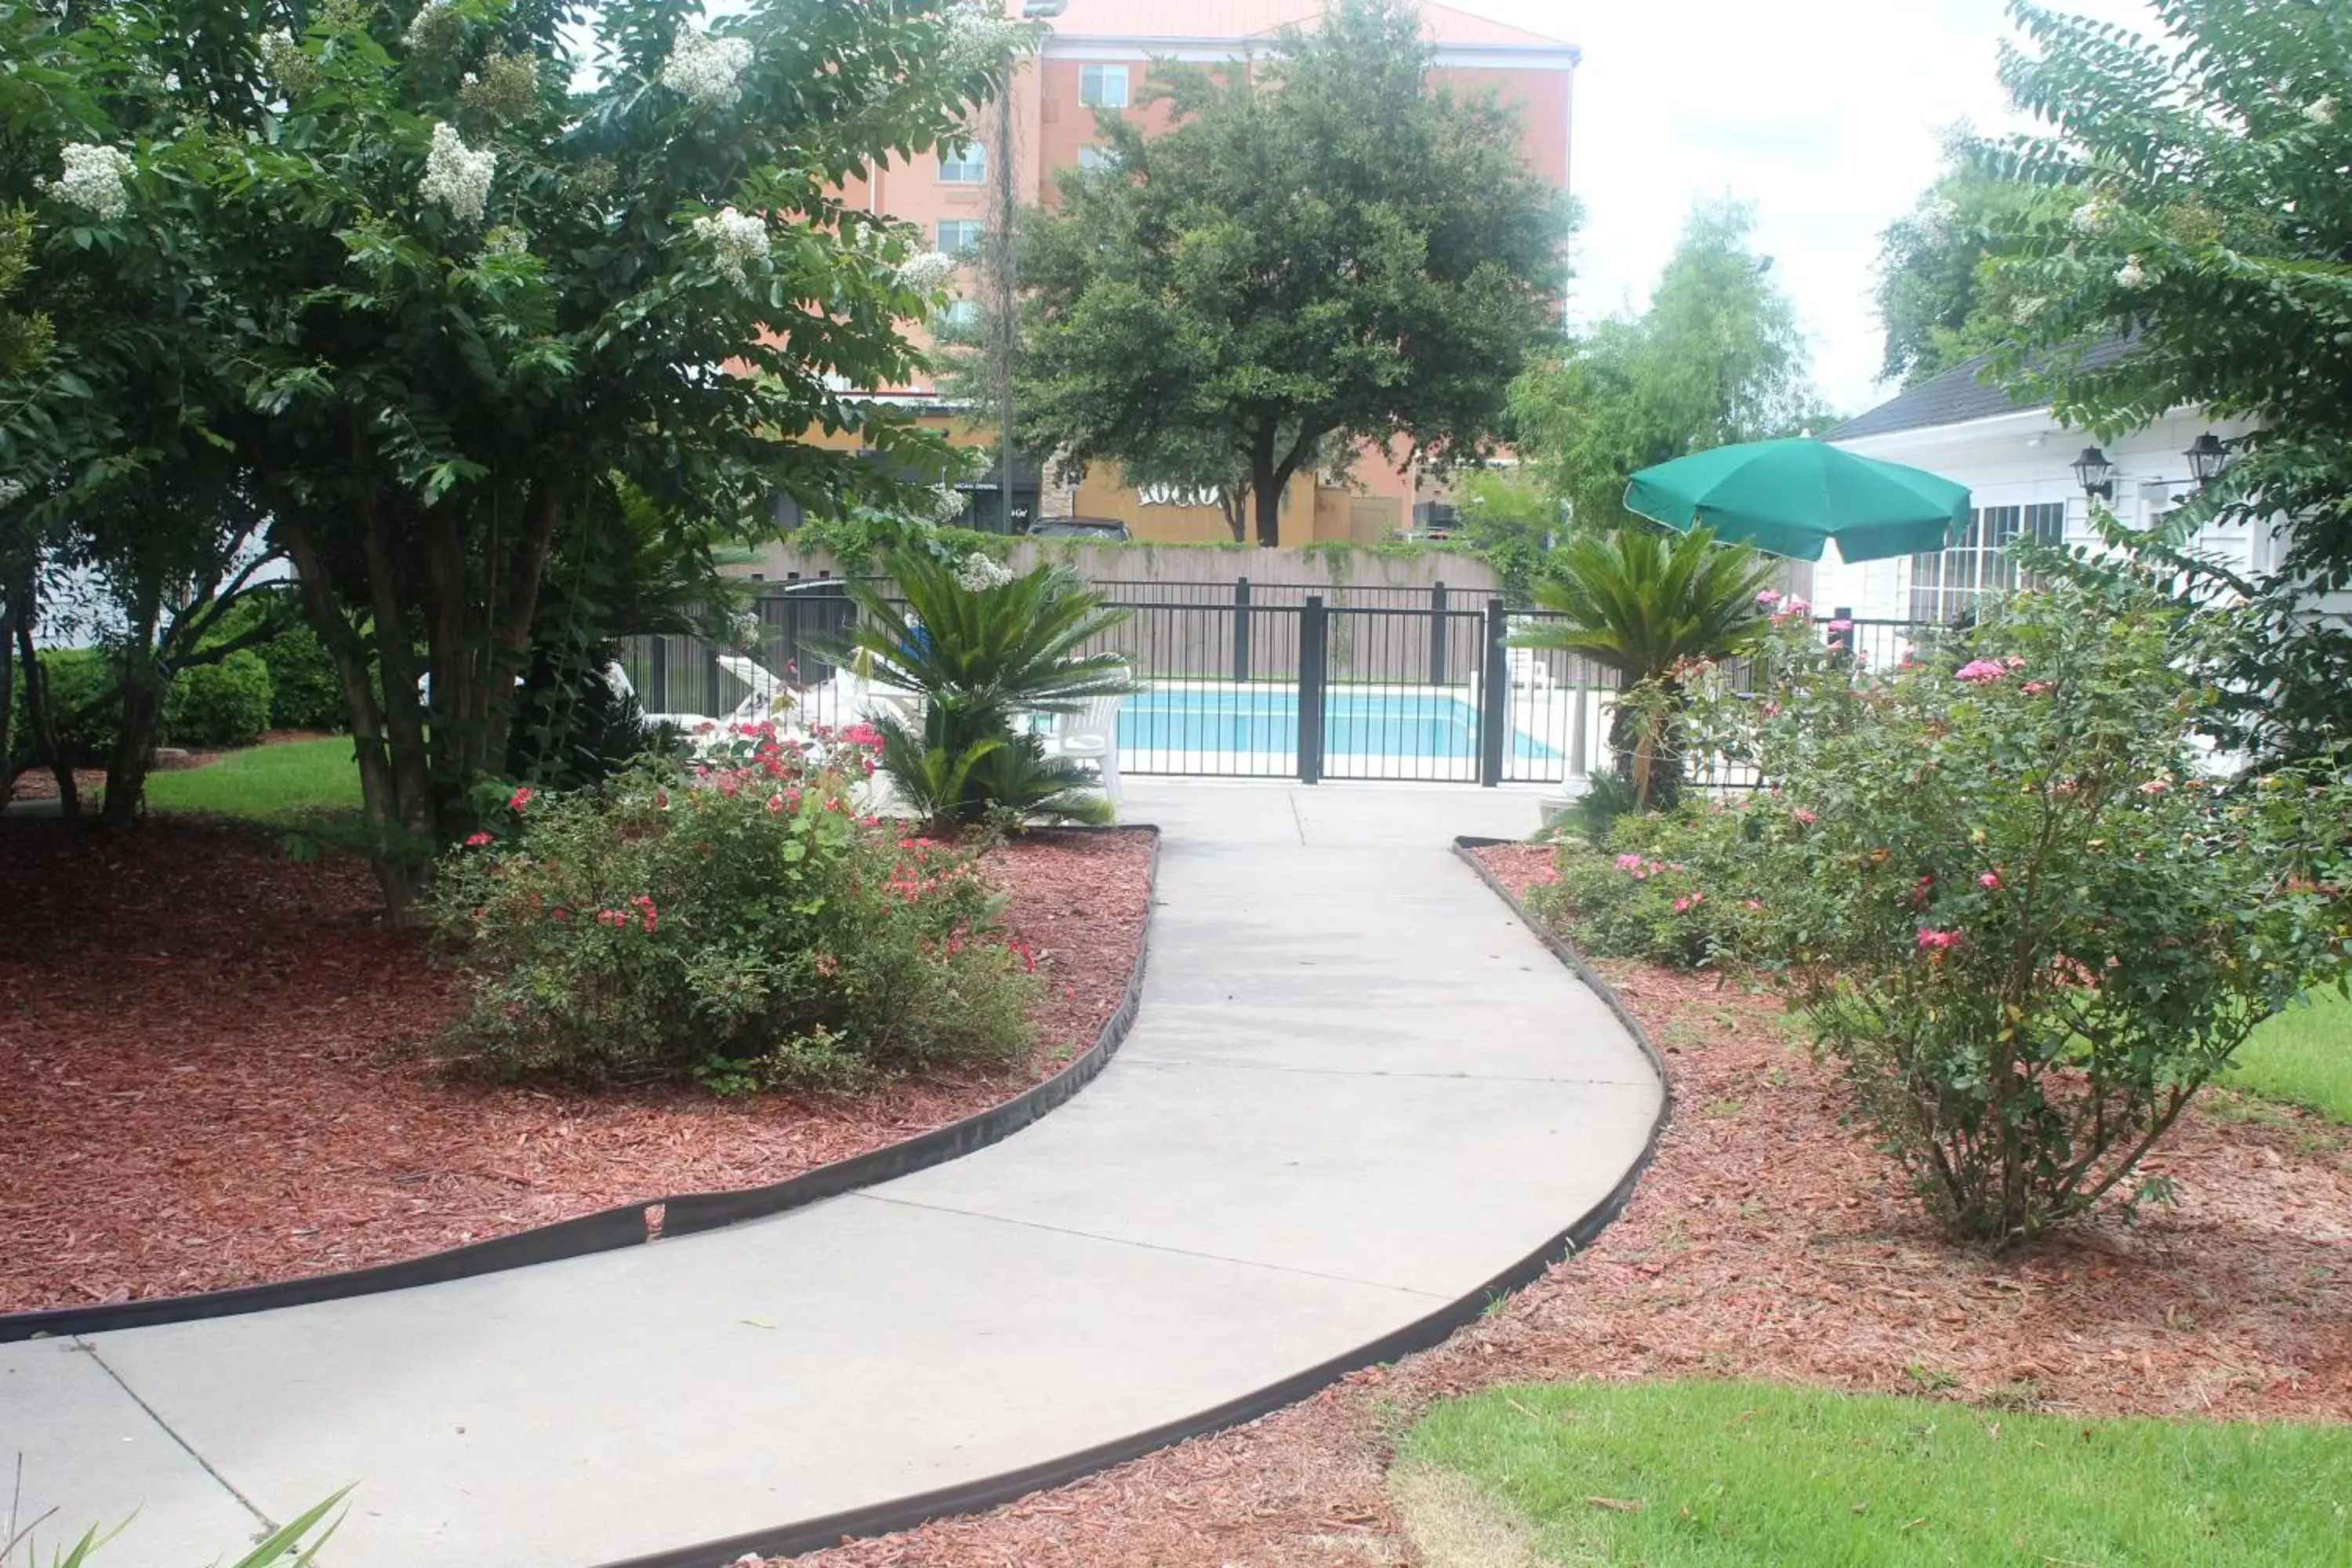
[1979,0,2352,760]
[1008,0,1571,546]
[1,0,1019,911]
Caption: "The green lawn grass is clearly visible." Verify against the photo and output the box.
[2227,989,2352,1125]
[140,735,362,822]
[1399,1380,2352,1566]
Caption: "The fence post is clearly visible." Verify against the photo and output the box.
[1428,580,1449,686]
[1232,575,1252,683]
[1479,599,1508,787]
[1572,674,1592,783]
[646,636,668,714]
[1298,594,1328,785]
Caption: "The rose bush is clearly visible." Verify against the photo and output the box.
[1534,809,1765,969]
[1675,579,2352,1243]
[429,723,1035,1092]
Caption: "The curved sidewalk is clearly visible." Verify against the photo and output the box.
[9,783,1663,1568]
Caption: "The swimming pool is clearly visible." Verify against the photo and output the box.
[1119,687,1560,763]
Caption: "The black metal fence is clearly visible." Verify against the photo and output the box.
[617,587,1944,789]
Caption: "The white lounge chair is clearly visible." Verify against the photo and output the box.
[1040,690,1127,803]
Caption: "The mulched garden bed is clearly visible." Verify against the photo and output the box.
[766,839,2351,1568]
[0,817,1151,1312]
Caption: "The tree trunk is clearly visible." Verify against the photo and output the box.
[13,608,75,819]
[0,592,16,795]
[104,654,167,828]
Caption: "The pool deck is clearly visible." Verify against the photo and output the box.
[8,781,1661,1568]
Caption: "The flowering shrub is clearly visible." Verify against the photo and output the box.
[1682,580,2352,1242]
[429,724,1036,1092]
[1533,810,1762,969]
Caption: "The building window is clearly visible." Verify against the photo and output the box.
[937,219,984,256]
[1076,144,1120,175]
[939,140,986,183]
[1078,64,1128,107]
[935,298,983,338]
[1908,503,2066,623]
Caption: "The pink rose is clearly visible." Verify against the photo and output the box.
[1979,872,2001,889]
[508,786,535,810]
[465,831,494,846]
[1755,589,1783,607]
[1955,659,2006,684]
[1792,807,1817,826]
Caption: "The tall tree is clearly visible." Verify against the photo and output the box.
[1872,142,2071,387]
[1509,200,1826,532]
[1983,0,2352,760]
[1007,0,1571,546]
[2,0,1007,908]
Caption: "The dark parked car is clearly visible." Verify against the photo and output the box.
[1026,517,1131,541]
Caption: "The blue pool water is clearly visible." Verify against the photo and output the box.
[1119,688,1559,762]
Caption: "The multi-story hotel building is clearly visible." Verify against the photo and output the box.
[820,0,1579,546]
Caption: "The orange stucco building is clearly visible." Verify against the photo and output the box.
[833,0,1579,546]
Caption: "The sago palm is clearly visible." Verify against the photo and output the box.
[1516,525,1779,805]
[840,550,1136,728]
[835,550,1137,830]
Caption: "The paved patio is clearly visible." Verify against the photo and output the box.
[5,782,1661,1568]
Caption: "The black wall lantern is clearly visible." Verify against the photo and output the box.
[2071,445,2118,500]
[2186,431,2234,487]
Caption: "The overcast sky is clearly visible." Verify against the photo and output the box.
[1461,0,2157,419]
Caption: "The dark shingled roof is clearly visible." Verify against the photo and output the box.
[1831,339,2138,441]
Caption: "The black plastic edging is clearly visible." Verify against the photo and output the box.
[587,834,1674,1568]
[0,829,1162,1346]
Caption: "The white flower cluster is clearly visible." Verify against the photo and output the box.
[894,250,958,292]
[692,205,771,285]
[2307,96,2339,127]
[954,551,1016,592]
[661,30,755,110]
[2114,256,2148,289]
[405,0,457,49]
[258,29,318,93]
[2069,196,2116,234]
[45,143,135,220]
[942,3,1021,76]
[0,477,27,507]
[928,485,970,522]
[420,122,496,222]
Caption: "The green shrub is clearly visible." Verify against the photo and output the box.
[254,617,343,731]
[428,724,1037,1091]
[1534,806,1764,969]
[165,648,273,749]
[31,648,124,766]
[1682,580,2352,1243]
[209,589,346,731]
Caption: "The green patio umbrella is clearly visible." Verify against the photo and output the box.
[1623,437,1970,562]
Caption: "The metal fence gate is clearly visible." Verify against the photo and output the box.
[618,581,1947,790]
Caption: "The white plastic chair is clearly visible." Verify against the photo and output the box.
[1040,691,1127,802]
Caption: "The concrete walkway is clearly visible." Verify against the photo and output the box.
[7,783,1661,1568]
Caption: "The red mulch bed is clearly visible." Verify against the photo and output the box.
[763,839,2352,1568]
[0,818,1151,1312]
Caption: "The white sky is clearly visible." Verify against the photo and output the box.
[1461,0,2158,418]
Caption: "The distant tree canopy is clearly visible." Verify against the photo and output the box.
[1508,200,1827,534]
[1004,0,1573,546]
[1871,144,2071,387]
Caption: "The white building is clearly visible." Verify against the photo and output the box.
[1817,346,2269,626]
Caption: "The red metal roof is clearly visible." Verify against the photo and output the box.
[1044,0,1573,50]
